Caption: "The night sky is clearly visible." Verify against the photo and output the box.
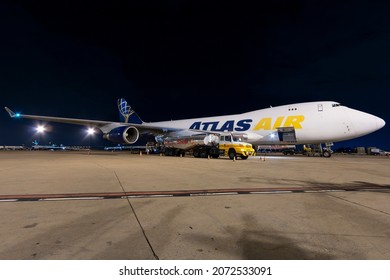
[1,1,389,150]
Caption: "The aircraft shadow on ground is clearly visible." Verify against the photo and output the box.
[186,214,331,260]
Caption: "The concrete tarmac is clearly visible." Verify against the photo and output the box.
[0,150,389,259]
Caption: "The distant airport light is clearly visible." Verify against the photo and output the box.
[36,125,45,133]
[87,128,95,135]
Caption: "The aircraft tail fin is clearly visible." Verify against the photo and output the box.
[117,98,143,124]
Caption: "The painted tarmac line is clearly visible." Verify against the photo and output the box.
[0,187,388,203]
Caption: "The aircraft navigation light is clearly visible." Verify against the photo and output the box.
[15,113,21,117]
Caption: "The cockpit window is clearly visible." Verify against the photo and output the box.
[332,103,341,107]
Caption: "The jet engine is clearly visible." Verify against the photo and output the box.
[103,126,139,144]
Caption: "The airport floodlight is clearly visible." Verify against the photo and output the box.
[36,125,45,133]
[87,128,95,135]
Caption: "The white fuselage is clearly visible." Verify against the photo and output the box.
[5,100,385,147]
[142,101,385,145]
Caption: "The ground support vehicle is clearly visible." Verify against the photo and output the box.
[217,135,255,159]
[302,144,332,158]
[162,134,255,160]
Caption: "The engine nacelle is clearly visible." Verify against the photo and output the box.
[103,126,140,144]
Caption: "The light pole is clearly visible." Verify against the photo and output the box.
[87,127,95,152]
[35,125,46,148]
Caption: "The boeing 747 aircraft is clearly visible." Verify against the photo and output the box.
[4,99,385,158]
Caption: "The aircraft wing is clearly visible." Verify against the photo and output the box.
[5,107,114,126]
[4,107,183,134]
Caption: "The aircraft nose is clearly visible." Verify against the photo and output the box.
[376,117,386,130]
[348,109,386,137]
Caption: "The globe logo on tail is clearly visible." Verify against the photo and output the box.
[118,98,135,123]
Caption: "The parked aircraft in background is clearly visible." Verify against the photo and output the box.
[4,98,385,158]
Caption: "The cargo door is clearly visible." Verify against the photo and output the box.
[277,127,297,143]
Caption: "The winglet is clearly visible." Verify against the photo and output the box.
[4,107,16,118]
